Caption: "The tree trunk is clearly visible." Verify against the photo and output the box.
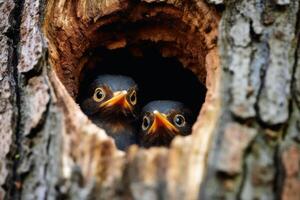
[0,0,299,200]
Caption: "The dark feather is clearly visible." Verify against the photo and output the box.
[80,75,139,150]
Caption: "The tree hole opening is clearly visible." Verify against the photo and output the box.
[77,43,207,123]
[44,0,220,151]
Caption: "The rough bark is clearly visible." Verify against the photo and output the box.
[0,0,299,200]
[200,0,300,200]
[0,0,18,198]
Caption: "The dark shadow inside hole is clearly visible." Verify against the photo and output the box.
[77,42,207,121]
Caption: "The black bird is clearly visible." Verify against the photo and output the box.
[80,75,139,150]
[139,100,192,148]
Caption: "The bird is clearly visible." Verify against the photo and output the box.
[80,75,139,150]
[139,100,192,148]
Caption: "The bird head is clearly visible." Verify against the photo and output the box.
[140,100,192,147]
[80,75,138,119]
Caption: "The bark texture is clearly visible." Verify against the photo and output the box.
[200,0,300,200]
[0,0,18,198]
[0,0,299,200]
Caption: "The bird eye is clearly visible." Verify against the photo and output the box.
[93,88,105,102]
[173,114,186,127]
[129,90,137,105]
[142,116,151,130]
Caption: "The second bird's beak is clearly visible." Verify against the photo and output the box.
[100,90,132,110]
[148,110,178,134]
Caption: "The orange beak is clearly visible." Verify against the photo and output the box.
[148,110,179,134]
[100,90,132,110]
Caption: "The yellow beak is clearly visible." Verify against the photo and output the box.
[100,90,132,110]
[148,110,179,134]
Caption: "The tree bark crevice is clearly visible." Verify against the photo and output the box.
[1,0,300,199]
[200,1,300,200]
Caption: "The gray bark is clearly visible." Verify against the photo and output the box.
[0,0,299,200]
[200,0,300,200]
[0,0,18,198]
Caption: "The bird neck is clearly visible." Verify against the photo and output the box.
[90,113,134,134]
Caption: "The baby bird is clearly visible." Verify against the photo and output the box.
[80,75,139,150]
[139,100,192,148]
